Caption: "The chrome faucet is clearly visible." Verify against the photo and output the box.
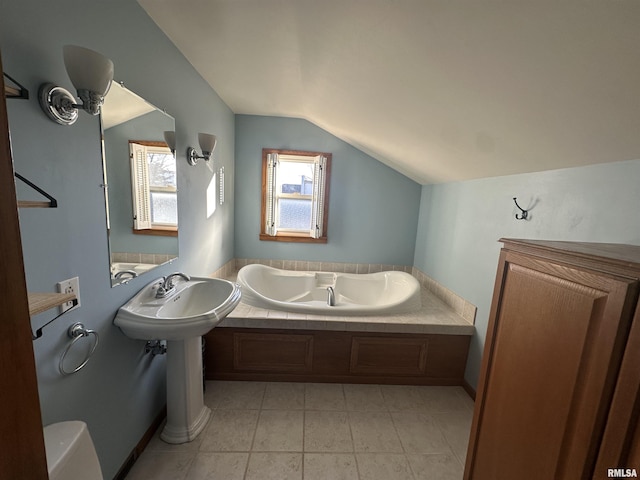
[114,270,137,279]
[156,272,191,298]
[327,286,336,306]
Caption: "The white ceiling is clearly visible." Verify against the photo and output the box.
[138,0,640,185]
[102,82,155,130]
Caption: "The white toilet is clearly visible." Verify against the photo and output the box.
[43,421,103,480]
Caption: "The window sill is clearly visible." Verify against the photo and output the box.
[259,233,327,244]
[133,227,178,237]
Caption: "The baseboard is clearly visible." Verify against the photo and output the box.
[113,406,166,480]
[462,379,477,400]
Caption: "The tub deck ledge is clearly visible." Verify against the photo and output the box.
[220,279,475,336]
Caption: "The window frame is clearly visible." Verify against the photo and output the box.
[129,140,178,237]
[260,148,331,243]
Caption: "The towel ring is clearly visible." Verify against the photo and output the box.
[59,322,99,376]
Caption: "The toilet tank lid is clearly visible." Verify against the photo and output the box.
[43,421,88,475]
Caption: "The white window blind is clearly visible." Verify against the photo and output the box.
[310,155,327,239]
[130,142,152,230]
[265,153,278,236]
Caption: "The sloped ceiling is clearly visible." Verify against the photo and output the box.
[138,0,640,184]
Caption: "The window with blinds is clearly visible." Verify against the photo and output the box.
[260,148,331,243]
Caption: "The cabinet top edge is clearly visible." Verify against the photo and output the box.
[499,238,640,271]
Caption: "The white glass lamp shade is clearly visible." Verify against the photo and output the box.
[198,133,217,156]
[163,131,176,152]
[37,45,114,124]
[63,45,114,96]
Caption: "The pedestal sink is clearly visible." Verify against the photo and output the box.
[114,275,241,444]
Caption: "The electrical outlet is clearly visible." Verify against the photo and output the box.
[57,276,81,313]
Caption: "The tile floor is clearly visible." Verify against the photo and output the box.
[125,381,473,480]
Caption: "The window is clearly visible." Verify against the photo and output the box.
[130,140,178,236]
[260,148,331,243]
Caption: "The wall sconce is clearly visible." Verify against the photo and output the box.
[163,131,176,155]
[187,133,217,166]
[38,45,114,126]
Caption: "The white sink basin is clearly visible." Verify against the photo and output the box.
[114,276,241,341]
[114,274,242,445]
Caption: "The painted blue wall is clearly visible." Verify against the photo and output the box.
[1,0,234,478]
[234,115,421,265]
[413,158,640,389]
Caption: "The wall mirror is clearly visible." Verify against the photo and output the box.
[100,82,178,287]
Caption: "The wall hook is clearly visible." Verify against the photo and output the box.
[513,197,529,220]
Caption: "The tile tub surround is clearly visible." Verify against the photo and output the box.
[207,262,474,387]
[210,259,476,335]
[111,252,177,266]
[124,381,473,480]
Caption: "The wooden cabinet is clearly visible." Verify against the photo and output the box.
[465,239,640,480]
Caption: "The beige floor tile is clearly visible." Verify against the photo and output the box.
[203,381,223,409]
[344,384,387,411]
[407,453,464,480]
[199,410,259,452]
[356,453,414,480]
[125,451,195,480]
[381,385,426,412]
[253,410,304,451]
[185,452,248,480]
[392,412,452,454]
[419,386,471,413]
[456,389,475,412]
[262,382,305,410]
[349,411,403,453]
[129,382,474,480]
[305,383,346,410]
[432,410,473,464]
[304,453,359,480]
[215,381,266,409]
[245,452,302,480]
[304,410,353,452]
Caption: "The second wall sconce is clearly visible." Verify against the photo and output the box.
[187,133,217,166]
[39,45,114,126]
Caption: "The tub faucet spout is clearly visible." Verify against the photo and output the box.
[327,286,335,306]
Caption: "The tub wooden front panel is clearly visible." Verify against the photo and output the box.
[233,333,314,372]
[205,327,470,385]
[350,337,428,375]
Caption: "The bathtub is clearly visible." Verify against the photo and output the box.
[236,264,421,315]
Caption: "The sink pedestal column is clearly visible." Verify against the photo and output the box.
[161,336,211,444]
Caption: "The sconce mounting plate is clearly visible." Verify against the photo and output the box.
[38,83,79,126]
[187,147,199,166]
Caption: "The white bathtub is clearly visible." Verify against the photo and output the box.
[236,264,421,315]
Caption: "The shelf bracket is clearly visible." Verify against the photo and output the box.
[3,72,29,100]
[15,172,58,208]
[32,298,79,340]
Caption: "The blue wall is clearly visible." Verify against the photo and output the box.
[413,158,640,388]
[234,115,421,265]
[1,0,234,478]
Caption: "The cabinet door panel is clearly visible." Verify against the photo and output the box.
[594,303,640,477]
[467,252,636,480]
